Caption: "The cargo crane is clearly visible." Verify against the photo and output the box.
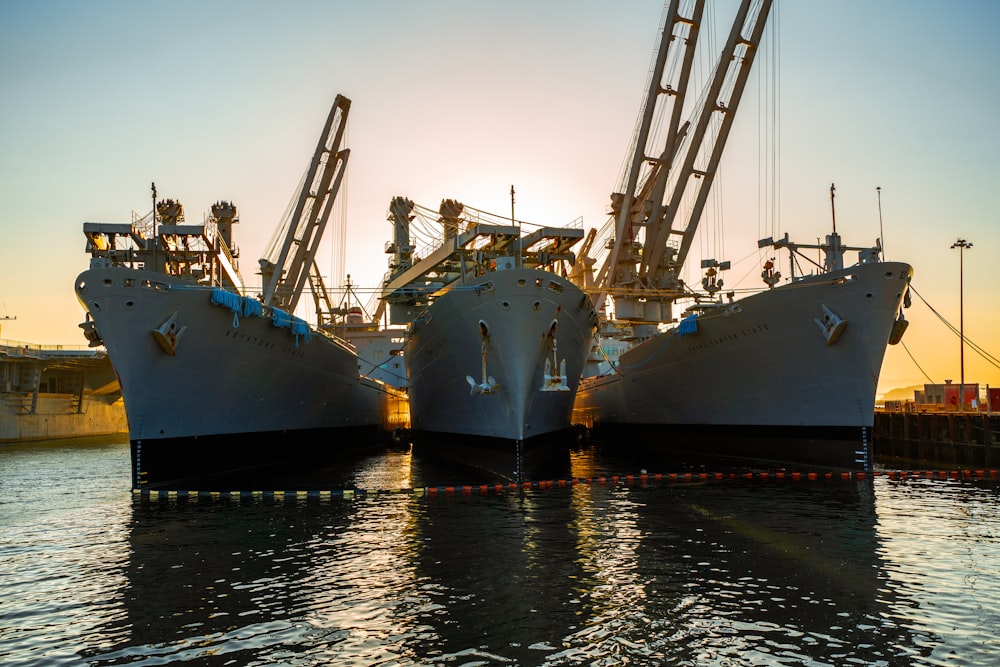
[594,0,772,331]
[575,0,913,473]
[259,94,351,314]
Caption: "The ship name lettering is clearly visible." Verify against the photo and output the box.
[225,329,275,349]
[686,323,768,352]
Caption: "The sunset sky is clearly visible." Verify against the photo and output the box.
[1,0,997,398]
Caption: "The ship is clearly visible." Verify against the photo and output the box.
[74,94,396,488]
[571,0,912,470]
[1,339,127,443]
[379,196,597,480]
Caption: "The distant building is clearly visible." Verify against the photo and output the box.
[911,380,997,412]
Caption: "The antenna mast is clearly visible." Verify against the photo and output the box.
[829,183,837,234]
[877,186,884,260]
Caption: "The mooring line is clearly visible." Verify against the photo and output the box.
[131,468,1000,501]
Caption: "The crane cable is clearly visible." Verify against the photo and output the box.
[908,284,1000,370]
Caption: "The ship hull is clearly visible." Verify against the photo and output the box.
[405,268,596,477]
[75,266,390,488]
[574,261,912,470]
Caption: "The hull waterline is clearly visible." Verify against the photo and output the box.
[575,261,913,470]
[405,267,596,478]
[76,266,391,488]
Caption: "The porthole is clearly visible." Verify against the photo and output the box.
[124,300,136,309]
[90,301,102,311]
[501,301,511,310]
[865,292,874,300]
[883,271,894,279]
[533,301,541,311]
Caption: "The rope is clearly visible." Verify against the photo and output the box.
[210,288,243,328]
[910,284,1000,369]
[270,308,311,347]
[900,339,935,384]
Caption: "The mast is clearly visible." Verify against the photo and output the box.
[830,182,837,234]
[877,186,884,260]
[510,185,515,225]
[150,182,157,271]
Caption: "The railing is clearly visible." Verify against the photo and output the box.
[1,340,100,355]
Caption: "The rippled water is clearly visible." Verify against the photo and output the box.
[2,439,999,666]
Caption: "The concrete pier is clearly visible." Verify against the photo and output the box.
[1,341,128,443]
[873,411,1000,468]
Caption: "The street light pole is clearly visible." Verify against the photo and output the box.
[950,238,973,410]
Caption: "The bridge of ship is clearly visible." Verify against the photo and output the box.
[380,223,583,320]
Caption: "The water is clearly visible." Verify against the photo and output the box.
[2,439,999,666]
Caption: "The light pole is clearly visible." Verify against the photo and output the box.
[951,238,973,410]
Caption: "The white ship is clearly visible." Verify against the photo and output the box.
[74,95,395,488]
[380,196,597,479]
[572,0,912,470]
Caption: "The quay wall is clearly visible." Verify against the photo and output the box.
[873,411,1000,468]
[0,395,128,443]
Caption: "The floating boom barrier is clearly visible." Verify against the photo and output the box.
[132,468,1000,501]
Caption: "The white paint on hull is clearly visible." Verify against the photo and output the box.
[406,268,596,441]
[75,267,389,443]
[576,261,912,431]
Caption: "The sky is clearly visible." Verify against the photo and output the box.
[1,0,997,398]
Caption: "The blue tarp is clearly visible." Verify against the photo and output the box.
[678,315,698,336]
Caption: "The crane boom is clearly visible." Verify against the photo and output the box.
[597,0,772,325]
[641,0,772,277]
[594,0,704,312]
[261,94,351,312]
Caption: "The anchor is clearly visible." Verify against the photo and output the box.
[78,314,103,348]
[467,319,498,395]
[814,304,847,346]
[541,318,569,392]
[151,311,187,356]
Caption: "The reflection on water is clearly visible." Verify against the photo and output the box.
[1,439,998,665]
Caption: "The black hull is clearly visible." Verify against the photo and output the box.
[585,422,873,472]
[401,428,584,484]
[132,425,388,489]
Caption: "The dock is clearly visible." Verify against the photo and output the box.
[873,411,1000,468]
[1,340,127,443]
